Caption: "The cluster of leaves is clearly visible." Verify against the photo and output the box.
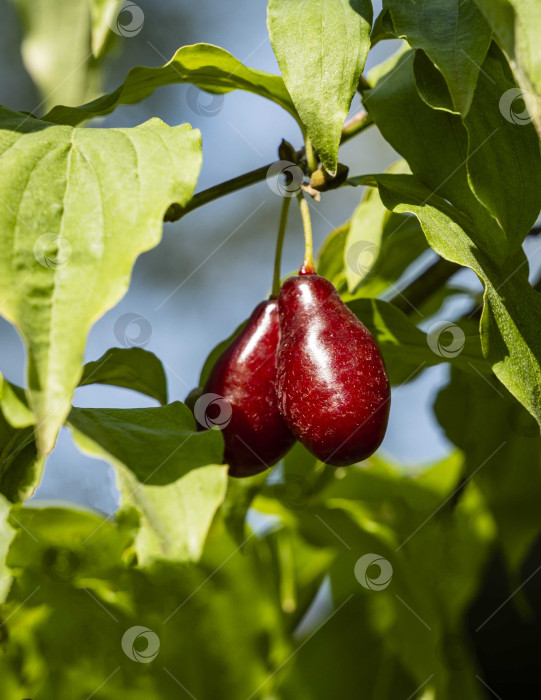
[0,0,540,697]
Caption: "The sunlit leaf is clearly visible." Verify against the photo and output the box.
[0,495,15,602]
[0,106,202,453]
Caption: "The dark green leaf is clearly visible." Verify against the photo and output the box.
[79,348,168,405]
[366,46,541,249]
[413,49,455,112]
[463,44,541,240]
[384,0,492,114]
[473,0,515,57]
[366,50,492,237]
[262,441,333,513]
[0,375,42,503]
[347,298,489,385]
[289,455,493,699]
[371,8,396,46]
[353,173,541,426]
[435,366,541,571]
[360,46,541,424]
[278,593,418,699]
[68,402,227,564]
[474,0,541,138]
[0,419,43,504]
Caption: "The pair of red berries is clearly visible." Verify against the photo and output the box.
[198,269,390,477]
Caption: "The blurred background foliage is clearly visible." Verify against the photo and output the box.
[0,0,540,698]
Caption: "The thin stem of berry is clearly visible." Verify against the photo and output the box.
[164,110,373,222]
[297,192,315,275]
[272,196,291,297]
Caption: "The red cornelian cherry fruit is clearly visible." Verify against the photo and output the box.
[275,271,390,466]
[201,299,296,477]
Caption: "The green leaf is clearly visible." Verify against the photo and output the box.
[371,8,396,47]
[0,494,15,602]
[0,374,42,503]
[0,418,43,504]
[267,0,373,174]
[347,213,426,300]
[343,159,427,297]
[366,45,541,252]
[0,374,34,430]
[0,106,202,453]
[10,0,106,111]
[359,46,541,424]
[79,348,168,405]
[316,221,349,291]
[68,402,227,565]
[282,441,326,494]
[473,0,515,56]
[261,441,334,516]
[463,44,541,239]
[365,46,541,250]
[43,43,299,127]
[435,366,541,572]
[507,0,541,92]
[474,0,541,135]
[90,0,122,57]
[221,472,268,546]
[7,504,135,579]
[413,49,456,113]
[277,594,418,699]
[357,174,541,424]
[384,0,492,114]
[263,527,336,631]
[366,49,491,237]
[347,298,488,385]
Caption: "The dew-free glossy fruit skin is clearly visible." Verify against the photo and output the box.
[202,299,295,477]
[276,274,390,466]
